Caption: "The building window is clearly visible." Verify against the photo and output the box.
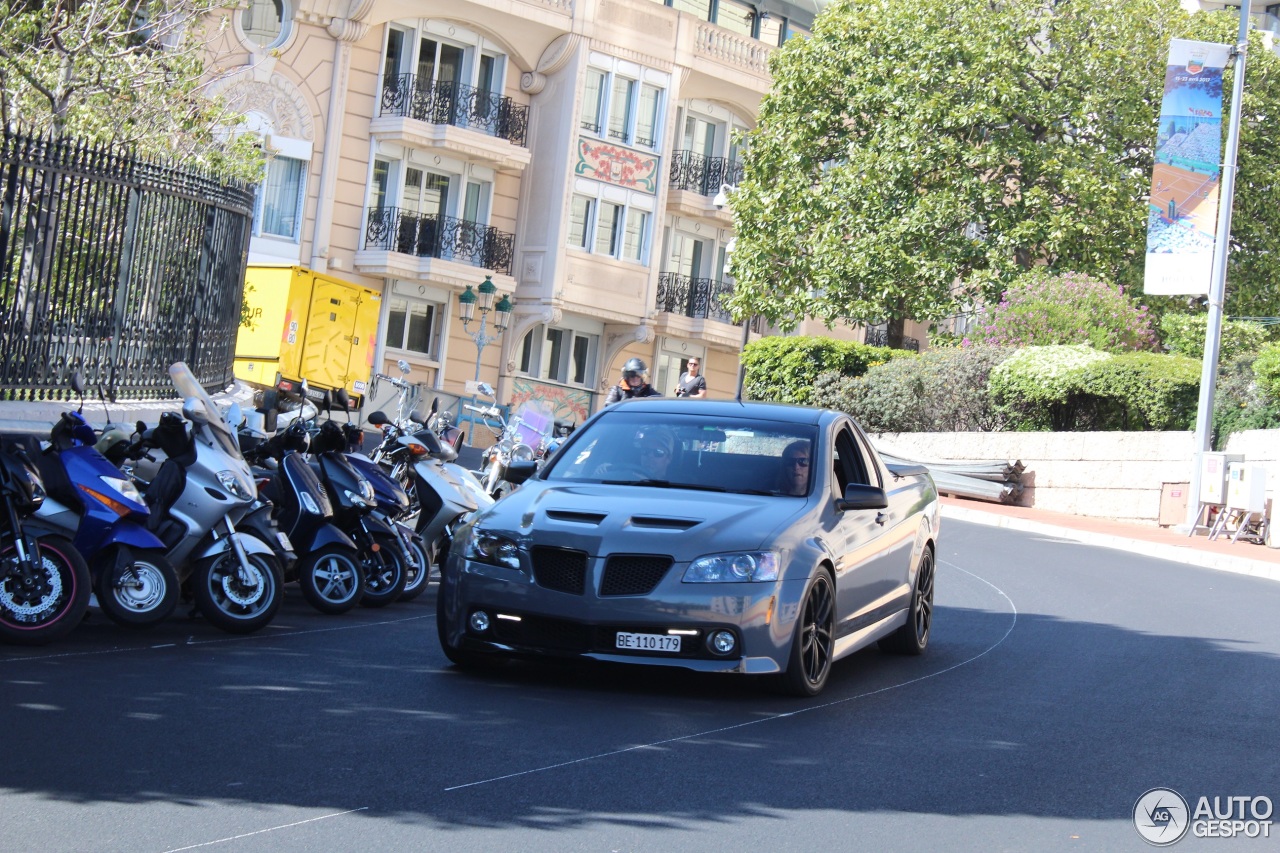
[518,325,599,386]
[255,155,306,240]
[386,297,442,358]
[568,193,650,263]
[714,0,755,37]
[581,67,664,152]
[569,195,594,249]
[241,0,289,48]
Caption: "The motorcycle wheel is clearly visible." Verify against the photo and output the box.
[0,534,91,646]
[358,532,408,608]
[192,551,283,634]
[397,534,431,602]
[95,550,179,629]
[298,545,365,615]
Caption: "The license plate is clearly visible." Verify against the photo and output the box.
[277,532,294,552]
[615,632,681,653]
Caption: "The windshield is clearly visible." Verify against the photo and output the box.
[542,411,818,496]
[169,362,242,460]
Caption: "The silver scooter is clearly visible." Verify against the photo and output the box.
[125,363,284,634]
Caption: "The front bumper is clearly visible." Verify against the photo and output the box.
[440,554,808,675]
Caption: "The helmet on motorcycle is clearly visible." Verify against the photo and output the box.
[622,357,648,384]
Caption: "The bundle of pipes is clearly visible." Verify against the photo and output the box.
[878,451,1025,504]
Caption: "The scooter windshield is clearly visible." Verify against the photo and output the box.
[169,362,243,461]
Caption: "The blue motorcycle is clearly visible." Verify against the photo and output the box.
[33,405,179,629]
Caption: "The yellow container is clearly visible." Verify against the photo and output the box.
[234,266,381,401]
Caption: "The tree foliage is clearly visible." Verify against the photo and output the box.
[1159,313,1268,361]
[0,0,261,181]
[966,270,1158,352]
[726,0,1280,339]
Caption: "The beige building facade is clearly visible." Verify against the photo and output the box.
[209,0,925,430]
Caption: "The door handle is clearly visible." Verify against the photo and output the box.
[875,512,886,527]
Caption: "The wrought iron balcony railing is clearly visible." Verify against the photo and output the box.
[668,150,745,197]
[865,326,920,352]
[363,207,514,275]
[656,271,740,324]
[379,74,529,147]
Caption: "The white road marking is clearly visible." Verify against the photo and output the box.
[158,807,368,852]
[445,560,1017,791]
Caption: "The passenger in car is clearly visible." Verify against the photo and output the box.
[778,440,812,495]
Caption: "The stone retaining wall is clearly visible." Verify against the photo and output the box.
[869,430,1280,526]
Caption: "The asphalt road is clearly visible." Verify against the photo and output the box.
[1,519,1276,853]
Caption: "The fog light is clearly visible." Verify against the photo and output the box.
[708,630,736,655]
[469,611,491,633]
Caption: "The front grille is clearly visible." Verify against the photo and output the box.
[531,546,587,594]
[600,555,673,596]
[491,614,591,652]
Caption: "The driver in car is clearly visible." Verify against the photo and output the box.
[636,427,675,480]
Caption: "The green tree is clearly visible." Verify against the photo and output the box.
[726,0,1280,345]
[0,0,261,181]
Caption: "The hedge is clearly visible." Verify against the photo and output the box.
[740,335,900,404]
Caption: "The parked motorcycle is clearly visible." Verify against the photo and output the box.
[0,433,92,645]
[466,384,552,498]
[305,411,408,608]
[241,418,366,615]
[32,378,179,629]
[125,363,284,634]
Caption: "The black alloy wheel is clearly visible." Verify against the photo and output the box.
[778,568,835,697]
[879,546,934,655]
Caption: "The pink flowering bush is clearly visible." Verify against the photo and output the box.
[964,271,1158,353]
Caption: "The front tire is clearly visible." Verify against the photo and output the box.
[397,534,430,602]
[777,568,835,697]
[358,532,408,607]
[298,545,364,614]
[0,535,91,646]
[879,546,934,655]
[192,551,282,634]
[95,551,179,629]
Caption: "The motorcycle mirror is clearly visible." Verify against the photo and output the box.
[429,397,439,415]
[477,382,494,397]
[397,359,411,375]
[367,410,389,426]
[70,371,86,396]
[320,390,333,417]
[226,401,243,429]
[182,397,207,425]
[335,388,350,412]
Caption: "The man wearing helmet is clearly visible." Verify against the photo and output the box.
[604,357,662,405]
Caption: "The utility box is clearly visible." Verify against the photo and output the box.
[1158,482,1190,527]
[1199,452,1244,505]
[1226,463,1268,513]
[234,265,381,402]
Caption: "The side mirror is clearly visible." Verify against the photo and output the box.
[335,388,350,412]
[836,483,888,512]
[134,420,147,437]
[367,410,390,426]
[429,397,439,416]
[70,371,87,396]
[397,359,411,375]
[321,390,332,413]
[181,397,208,425]
[505,459,538,486]
[226,402,243,429]
[477,382,494,397]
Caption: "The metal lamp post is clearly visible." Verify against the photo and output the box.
[457,275,512,383]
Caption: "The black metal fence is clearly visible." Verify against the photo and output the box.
[0,130,255,401]
[865,326,921,352]
[379,74,529,147]
[363,206,514,275]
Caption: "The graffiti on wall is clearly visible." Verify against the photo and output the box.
[510,379,591,426]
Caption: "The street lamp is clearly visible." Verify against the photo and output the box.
[457,275,512,383]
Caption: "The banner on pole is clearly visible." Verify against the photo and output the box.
[1144,39,1231,296]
